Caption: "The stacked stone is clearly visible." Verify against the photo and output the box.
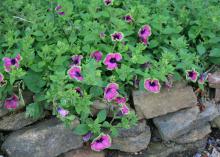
[209,70,220,131]
[0,81,220,157]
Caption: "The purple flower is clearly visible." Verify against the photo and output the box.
[3,54,22,72]
[75,87,83,97]
[104,83,119,102]
[91,51,103,62]
[144,79,161,93]
[91,134,112,152]
[68,66,83,81]
[111,32,124,41]
[57,107,69,117]
[186,69,199,82]
[198,72,208,84]
[114,96,126,104]
[55,5,65,16]
[103,53,122,70]
[4,95,19,109]
[104,0,113,6]
[138,25,151,45]
[71,55,83,66]
[124,15,133,23]
[120,104,129,115]
[83,132,93,142]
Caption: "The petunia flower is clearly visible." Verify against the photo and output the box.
[91,51,103,62]
[104,0,113,6]
[91,134,112,152]
[144,79,161,93]
[55,5,65,16]
[57,107,69,117]
[186,69,199,82]
[198,72,208,84]
[75,87,83,97]
[120,104,129,115]
[124,15,133,23]
[103,53,122,70]
[3,54,22,72]
[138,25,151,45]
[83,132,93,142]
[4,95,19,109]
[104,83,119,101]
[71,55,83,66]
[68,66,83,81]
[114,96,126,104]
[111,32,124,41]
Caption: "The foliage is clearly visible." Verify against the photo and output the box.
[0,0,220,143]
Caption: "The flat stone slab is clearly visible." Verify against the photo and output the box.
[1,118,83,157]
[0,109,8,118]
[60,146,105,157]
[111,120,151,153]
[215,89,220,103]
[153,101,219,141]
[133,82,197,119]
[0,112,39,131]
[208,71,220,88]
[173,123,211,144]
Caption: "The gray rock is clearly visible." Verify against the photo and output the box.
[145,138,207,157]
[1,118,83,157]
[0,109,8,118]
[0,112,39,131]
[212,116,220,129]
[173,124,211,144]
[215,89,220,103]
[133,82,197,119]
[111,120,151,153]
[208,70,220,88]
[153,101,219,140]
[59,146,105,157]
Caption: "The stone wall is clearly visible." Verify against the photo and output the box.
[1,73,220,157]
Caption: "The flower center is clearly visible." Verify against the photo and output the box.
[75,71,81,77]
[11,59,16,65]
[140,29,146,35]
[188,71,194,77]
[96,137,104,143]
[150,81,156,87]
[113,34,120,40]
[73,59,79,65]
[110,58,117,63]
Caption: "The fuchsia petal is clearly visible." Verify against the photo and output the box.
[144,79,161,93]
[121,104,129,115]
[4,95,19,109]
[104,83,119,101]
[186,69,199,82]
[114,53,122,61]
[68,66,83,81]
[91,134,112,152]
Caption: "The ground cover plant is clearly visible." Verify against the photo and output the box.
[0,0,220,151]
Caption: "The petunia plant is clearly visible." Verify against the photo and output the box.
[0,0,220,151]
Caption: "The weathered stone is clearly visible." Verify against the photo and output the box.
[0,112,39,131]
[153,101,219,140]
[133,82,197,119]
[60,146,105,157]
[1,118,83,157]
[144,138,207,157]
[208,71,220,88]
[111,120,151,153]
[215,89,220,102]
[0,109,8,118]
[115,138,207,157]
[212,116,220,129]
[173,124,211,144]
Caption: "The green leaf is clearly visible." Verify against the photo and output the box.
[23,70,46,93]
[196,44,206,55]
[25,103,43,119]
[96,110,107,123]
[73,124,89,135]
[89,86,103,97]
[209,48,220,57]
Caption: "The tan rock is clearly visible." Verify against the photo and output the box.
[208,70,220,88]
[62,147,105,157]
[133,82,197,119]
[215,89,220,102]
